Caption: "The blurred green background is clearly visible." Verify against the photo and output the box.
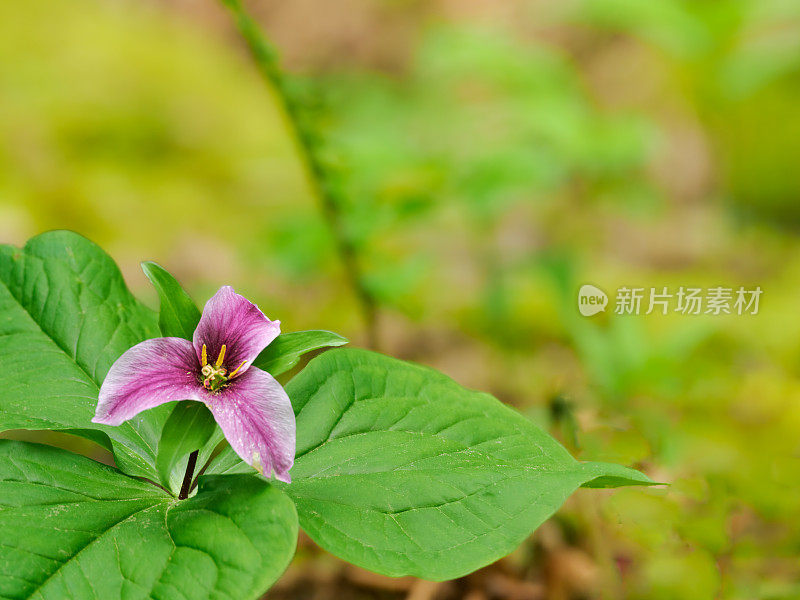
[2,0,800,598]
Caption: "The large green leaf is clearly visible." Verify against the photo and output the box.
[0,440,297,600]
[284,348,653,580]
[0,231,168,479]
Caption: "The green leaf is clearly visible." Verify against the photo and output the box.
[283,348,653,580]
[0,440,298,600]
[141,261,201,340]
[253,330,349,377]
[156,401,218,494]
[0,231,168,480]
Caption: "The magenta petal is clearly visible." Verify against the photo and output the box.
[193,286,280,377]
[206,367,295,482]
[93,338,202,426]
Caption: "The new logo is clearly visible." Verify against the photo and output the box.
[578,284,608,316]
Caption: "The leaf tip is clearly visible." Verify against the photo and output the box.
[579,461,664,489]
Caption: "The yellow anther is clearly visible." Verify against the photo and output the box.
[215,344,227,367]
[229,360,247,378]
[201,344,208,367]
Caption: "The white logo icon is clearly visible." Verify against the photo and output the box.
[578,284,608,316]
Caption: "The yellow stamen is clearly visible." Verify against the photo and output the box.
[215,344,227,367]
[201,344,208,367]
[229,360,247,378]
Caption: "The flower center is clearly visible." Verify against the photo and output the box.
[199,344,246,393]
[201,362,228,392]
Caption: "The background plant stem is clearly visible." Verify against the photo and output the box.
[219,0,379,349]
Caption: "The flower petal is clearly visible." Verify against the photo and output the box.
[206,367,295,482]
[193,286,280,377]
[93,337,202,426]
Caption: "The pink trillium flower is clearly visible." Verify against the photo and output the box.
[93,286,295,482]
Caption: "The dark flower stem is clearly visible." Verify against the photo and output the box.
[219,0,379,349]
[178,450,199,500]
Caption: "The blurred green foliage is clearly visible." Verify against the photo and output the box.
[2,0,800,598]
[574,0,800,225]
[306,24,656,321]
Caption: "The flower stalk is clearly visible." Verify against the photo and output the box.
[178,450,199,500]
